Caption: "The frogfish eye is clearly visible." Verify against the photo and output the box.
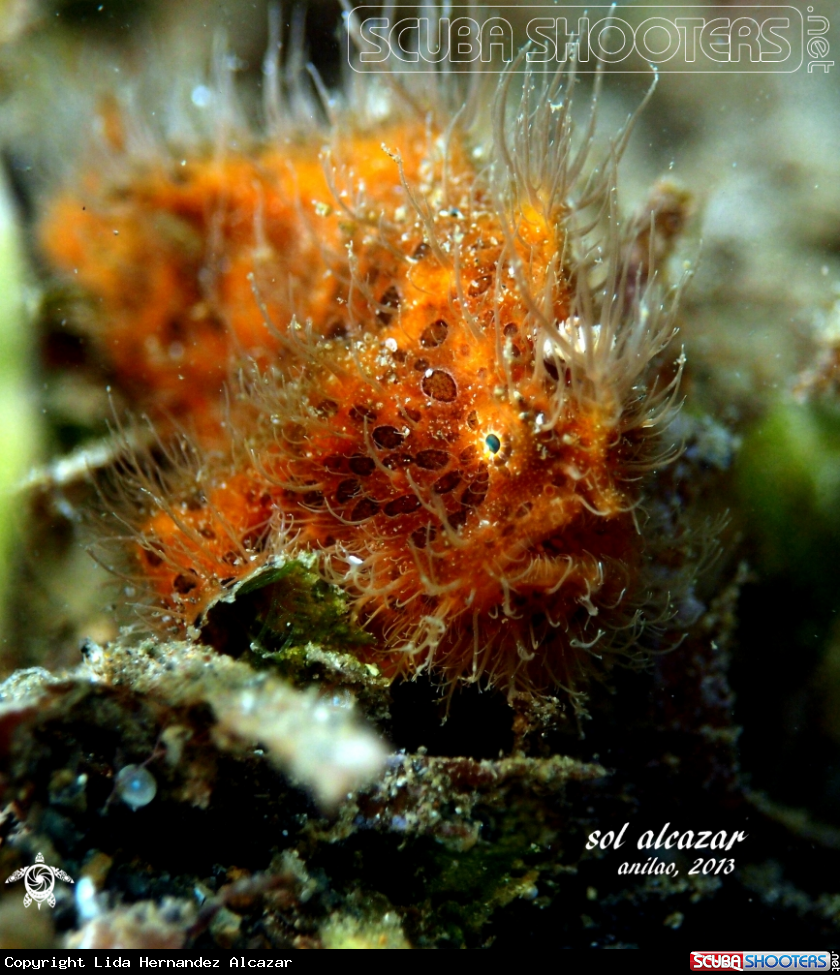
[485,434,501,454]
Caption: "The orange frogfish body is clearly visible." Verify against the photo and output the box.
[101,82,688,699]
[39,121,440,427]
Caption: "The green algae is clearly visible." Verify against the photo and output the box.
[199,555,373,669]
[737,400,840,590]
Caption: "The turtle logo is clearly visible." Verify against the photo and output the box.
[5,853,74,909]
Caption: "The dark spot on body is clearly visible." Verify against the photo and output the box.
[373,425,406,449]
[349,404,377,423]
[242,526,269,550]
[384,494,422,516]
[337,479,361,503]
[325,320,348,340]
[433,470,462,494]
[376,286,401,325]
[349,455,376,477]
[349,498,380,521]
[421,369,457,402]
[411,524,437,548]
[461,485,488,508]
[166,317,187,342]
[314,399,339,417]
[468,275,492,297]
[420,319,448,348]
[173,573,198,595]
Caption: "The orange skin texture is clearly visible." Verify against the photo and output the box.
[39,123,436,426]
[127,121,659,694]
[139,473,276,603]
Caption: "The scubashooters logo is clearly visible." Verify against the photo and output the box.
[5,852,74,909]
[348,5,809,74]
